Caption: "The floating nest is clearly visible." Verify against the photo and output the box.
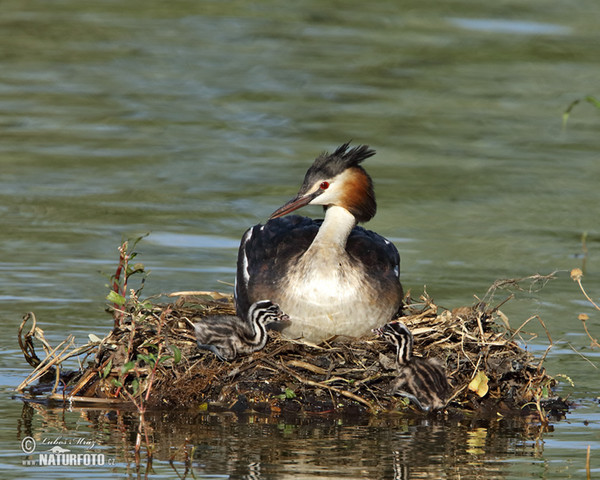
[16,285,568,418]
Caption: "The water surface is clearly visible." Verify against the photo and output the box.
[1,0,599,478]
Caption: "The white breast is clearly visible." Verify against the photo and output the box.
[277,246,394,342]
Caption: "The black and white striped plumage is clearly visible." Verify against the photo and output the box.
[235,143,403,343]
[374,321,449,411]
[194,300,290,361]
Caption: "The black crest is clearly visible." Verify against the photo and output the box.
[312,142,375,176]
[300,142,375,189]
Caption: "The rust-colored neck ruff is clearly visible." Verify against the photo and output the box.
[339,167,376,223]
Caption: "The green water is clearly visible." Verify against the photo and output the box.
[1,0,599,478]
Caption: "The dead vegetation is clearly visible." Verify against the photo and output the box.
[16,287,566,418]
[16,239,583,424]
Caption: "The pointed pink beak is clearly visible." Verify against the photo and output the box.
[269,192,319,220]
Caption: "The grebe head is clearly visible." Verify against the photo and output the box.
[373,321,413,364]
[248,300,291,327]
[270,143,377,223]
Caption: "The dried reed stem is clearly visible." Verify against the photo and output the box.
[586,444,591,480]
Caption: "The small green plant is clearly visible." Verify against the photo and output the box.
[106,234,149,328]
[562,95,600,128]
[276,387,297,400]
[523,382,551,427]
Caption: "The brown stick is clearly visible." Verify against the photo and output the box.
[272,359,377,412]
[16,336,75,392]
[573,271,600,311]
[17,312,52,368]
[580,315,600,349]
[586,444,591,480]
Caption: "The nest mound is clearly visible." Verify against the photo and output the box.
[17,290,566,417]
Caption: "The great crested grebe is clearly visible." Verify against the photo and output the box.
[235,143,403,343]
[373,321,449,411]
[194,300,290,361]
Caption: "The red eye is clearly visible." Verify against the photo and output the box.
[320,181,329,190]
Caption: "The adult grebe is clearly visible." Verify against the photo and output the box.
[194,300,290,361]
[235,143,403,343]
[373,321,449,411]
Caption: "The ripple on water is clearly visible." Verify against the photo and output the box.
[146,232,239,250]
[448,18,571,35]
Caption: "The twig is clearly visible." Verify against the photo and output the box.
[122,388,151,458]
[286,360,328,375]
[18,312,53,368]
[68,367,102,397]
[111,242,128,328]
[143,306,171,403]
[571,269,600,348]
[167,291,233,301]
[44,393,132,405]
[536,344,553,373]
[507,315,546,344]
[484,272,557,302]
[571,268,600,311]
[566,343,598,369]
[16,336,76,392]
[475,311,486,343]
[579,314,600,349]
[109,236,148,328]
[586,444,591,480]
[487,295,514,315]
[446,384,468,403]
[536,315,553,345]
[269,359,377,412]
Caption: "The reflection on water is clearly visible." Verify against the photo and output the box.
[17,402,554,479]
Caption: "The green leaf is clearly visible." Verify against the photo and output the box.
[169,345,182,364]
[101,359,113,378]
[106,291,126,306]
[121,361,136,373]
[131,378,139,396]
[111,379,123,387]
[130,233,150,250]
[279,388,296,400]
[158,355,173,364]
[137,353,156,365]
[126,263,145,276]
[137,354,149,364]
[584,95,600,109]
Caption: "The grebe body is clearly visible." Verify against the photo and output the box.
[235,144,403,343]
[374,321,449,411]
[194,300,289,361]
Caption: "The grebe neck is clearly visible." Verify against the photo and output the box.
[310,205,356,251]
